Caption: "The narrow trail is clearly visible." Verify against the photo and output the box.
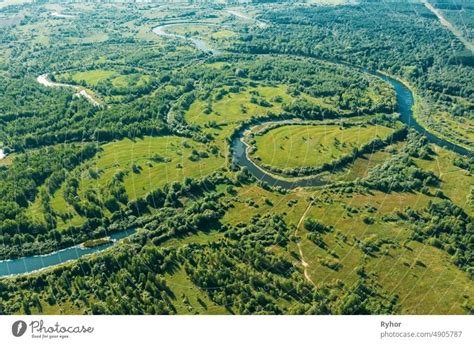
[295,201,316,286]
[421,0,474,53]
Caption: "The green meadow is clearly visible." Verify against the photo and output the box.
[252,124,395,170]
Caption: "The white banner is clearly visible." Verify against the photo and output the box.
[0,315,472,344]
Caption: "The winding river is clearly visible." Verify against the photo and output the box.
[232,71,472,189]
[0,229,136,277]
[153,21,472,161]
[153,24,220,55]
[8,18,471,278]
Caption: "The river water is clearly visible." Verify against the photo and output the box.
[376,72,473,157]
[0,229,135,277]
[153,24,220,55]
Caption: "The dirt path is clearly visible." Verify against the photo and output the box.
[421,0,474,53]
[295,201,316,286]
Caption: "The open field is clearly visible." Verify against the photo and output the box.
[252,124,395,170]
[81,136,224,200]
[414,145,474,215]
[58,70,151,88]
[222,184,473,314]
[186,85,294,126]
[112,74,150,88]
[45,135,226,229]
[420,110,474,151]
[62,70,116,86]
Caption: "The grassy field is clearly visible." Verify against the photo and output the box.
[186,84,294,127]
[164,267,229,315]
[45,135,226,229]
[111,73,150,88]
[166,23,235,40]
[210,30,236,39]
[55,69,152,105]
[50,183,86,229]
[82,136,224,199]
[300,189,473,314]
[252,123,395,170]
[222,184,473,314]
[61,70,117,86]
[414,145,474,215]
[427,110,473,150]
[322,142,404,182]
[414,92,474,151]
[167,24,216,37]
